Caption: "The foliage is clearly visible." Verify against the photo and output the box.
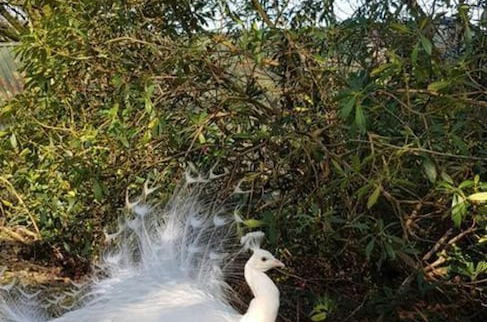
[310,294,336,321]
[0,0,486,320]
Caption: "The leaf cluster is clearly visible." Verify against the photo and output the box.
[0,0,486,320]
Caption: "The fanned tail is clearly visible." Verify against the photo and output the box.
[1,168,248,322]
[96,173,241,302]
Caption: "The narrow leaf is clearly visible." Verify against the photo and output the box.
[365,239,375,259]
[390,23,410,34]
[440,172,454,184]
[427,80,450,92]
[451,194,467,227]
[411,43,419,64]
[423,158,437,183]
[467,192,487,203]
[311,312,327,321]
[93,180,104,201]
[367,185,381,209]
[355,104,366,133]
[9,133,17,149]
[385,243,396,259]
[243,219,265,228]
[420,35,432,55]
[340,96,355,119]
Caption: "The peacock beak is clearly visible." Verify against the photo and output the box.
[273,259,285,268]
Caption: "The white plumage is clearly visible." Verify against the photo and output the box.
[0,173,283,322]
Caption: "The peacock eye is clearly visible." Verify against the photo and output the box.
[261,257,267,262]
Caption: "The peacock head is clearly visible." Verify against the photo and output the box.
[241,231,284,272]
[247,248,285,272]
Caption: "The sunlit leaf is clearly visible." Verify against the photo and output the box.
[467,192,487,203]
[243,219,265,228]
[311,312,327,321]
[9,133,17,149]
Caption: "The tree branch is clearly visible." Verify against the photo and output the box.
[400,0,428,19]
[251,0,275,28]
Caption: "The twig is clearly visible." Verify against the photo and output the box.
[359,138,487,161]
[30,116,76,133]
[0,226,26,243]
[251,0,275,28]
[446,224,477,246]
[344,294,368,321]
[422,228,453,261]
[424,256,446,272]
[424,223,477,273]
[0,176,40,238]
[396,89,487,108]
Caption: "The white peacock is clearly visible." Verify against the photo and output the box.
[1,172,284,322]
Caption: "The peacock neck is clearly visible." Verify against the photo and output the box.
[241,263,280,322]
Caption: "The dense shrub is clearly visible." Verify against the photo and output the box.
[0,0,485,320]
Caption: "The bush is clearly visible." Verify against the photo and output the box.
[0,0,485,320]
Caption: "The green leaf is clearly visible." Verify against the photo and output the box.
[111,74,123,88]
[452,206,464,227]
[467,192,487,203]
[144,84,155,113]
[452,194,467,227]
[311,312,327,321]
[474,175,480,186]
[243,219,265,228]
[339,96,355,119]
[9,133,17,149]
[355,104,366,133]
[390,23,410,34]
[93,180,104,201]
[464,26,473,43]
[144,96,153,113]
[367,185,381,209]
[385,243,396,259]
[145,84,155,97]
[371,63,391,76]
[427,80,450,92]
[119,135,130,148]
[420,35,432,55]
[422,158,437,183]
[411,43,419,64]
[459,180,474,189]
[441,172,454,184]
[331,159,344,175]
[365,239,375,259]
[451,135,468,155]
[198,133,206,144]
[357,184,370,200]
